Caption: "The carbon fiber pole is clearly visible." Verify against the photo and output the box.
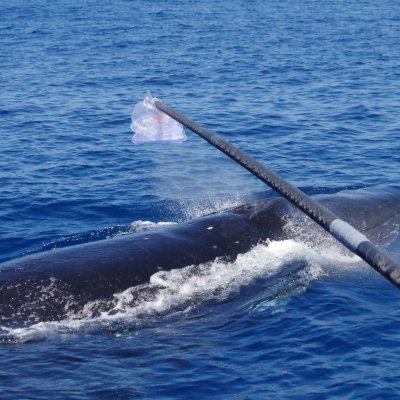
[155,99,400,289]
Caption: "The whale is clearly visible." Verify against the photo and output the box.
[1,187,400,326]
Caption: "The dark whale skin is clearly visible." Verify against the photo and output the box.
[1,188,399,323]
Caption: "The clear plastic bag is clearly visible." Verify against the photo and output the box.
[130,94,186,143]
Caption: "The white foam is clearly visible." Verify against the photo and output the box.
[0,239,340,343]
[282,213,364,271]
[129,220,176,232]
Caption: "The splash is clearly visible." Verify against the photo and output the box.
[128,220,176,233]
[177,195,246,220]
[0,237,357,344]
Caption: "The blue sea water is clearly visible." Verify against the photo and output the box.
[1,0,400,398]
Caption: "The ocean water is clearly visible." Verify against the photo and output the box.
[1,0,400,398]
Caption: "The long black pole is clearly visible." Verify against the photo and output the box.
[155,99,400,289]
